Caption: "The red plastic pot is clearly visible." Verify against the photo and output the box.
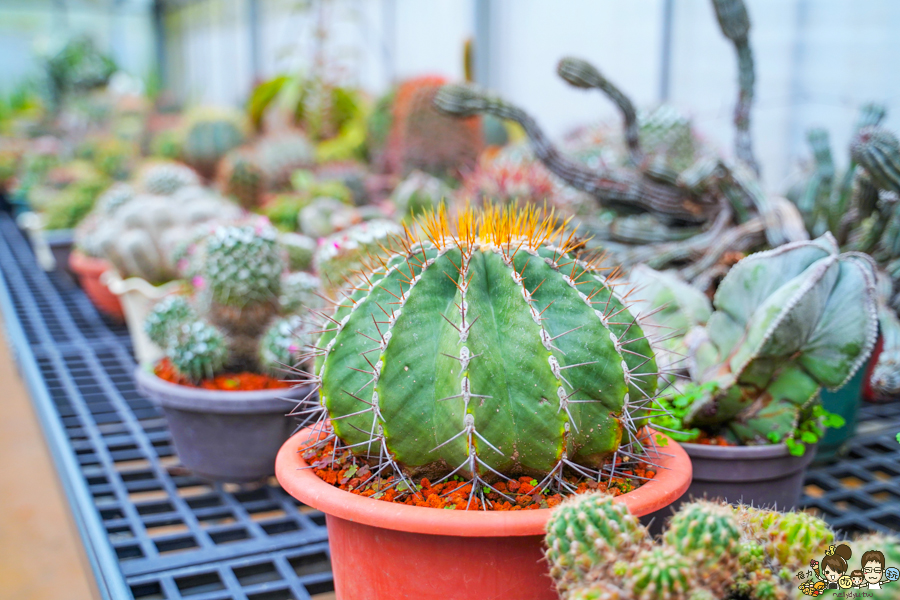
[276,427,692,600]
[69,250,124,321]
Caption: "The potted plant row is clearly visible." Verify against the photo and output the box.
[137,223,320,482]
[275,204,693,600]
[628,233,879,510]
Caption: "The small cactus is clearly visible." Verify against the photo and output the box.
[567,581,626,600]
[145,296,195,347]
[663,500,741,595]
[180,107,247,179]
[96,182,136,215]
[254,131,315,190]
[218,148,265,209]
[625,546,696,600]
[138,161,201,195]
[169,321,229,381]
[203,225,284,308]
[545,492,649,592]
[279,271,322,314]
[259,315,304,376]
[279,232,317,272]
[390,170,453,220]
[741,507,834,572]
[312,219,404,297]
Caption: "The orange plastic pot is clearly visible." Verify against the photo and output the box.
[276,427,692,600]
[69,250,124,321]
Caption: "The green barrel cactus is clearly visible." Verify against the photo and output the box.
[180,107,247,179]
[305,204,660,494]
[684,234,878,444]
[625,546,696,600]
[663,500,741,595]
[545,492,649,592]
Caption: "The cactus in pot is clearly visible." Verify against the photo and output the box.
[145,224,319,380]
[682,234,878,445]
[298,204,664,508]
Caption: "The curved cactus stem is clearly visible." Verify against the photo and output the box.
[433,84,712,224]
[557,57,642,165]
[712,0,759,175]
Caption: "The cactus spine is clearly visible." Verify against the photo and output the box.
[625,546,695,600]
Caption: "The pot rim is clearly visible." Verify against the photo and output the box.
[69,249,112,274]
[275,426,692,538]
[135,366,314,413]
[680,441,806,460]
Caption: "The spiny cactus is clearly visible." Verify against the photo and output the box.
[379,76,483,178]
[169,321,229,381]
[301,204,661,506]
[146,224,315,381]
[390,170,453,220]
[312,219,404,297]
[180,107,247,179]
[279,271,321,314]
[545,492,649,592]
[95,182,136,215]
[259,315,305,376]
[851,126,900,195]
[203,225,283,308]
[683,234,878,444]
[737,506,834,573]
[626,546,697,600]
[138,161,200,195]
[145,296,195,348]
[662,500,741,595]
[567,581,626,600]
[254,130,315,190]
[460,155,559,209]
[218,148,265,209]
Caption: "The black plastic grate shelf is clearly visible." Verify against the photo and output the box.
[3,212,900,598]
[0,215,332,599]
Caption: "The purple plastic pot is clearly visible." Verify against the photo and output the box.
[135,367,315,482]
[679,442,817,509]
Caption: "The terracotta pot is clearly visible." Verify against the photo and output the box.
[68,251,124,321]
[136,367,315,482]
[679,442,817,510]
[276,427,692,600]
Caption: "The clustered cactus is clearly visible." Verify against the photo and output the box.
[546,494,885,600]
[75,162,242,283]
[145,224,318,380]
[299,204,663,506]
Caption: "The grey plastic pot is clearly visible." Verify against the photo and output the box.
[679,442,817,509]
[135,366,314,482]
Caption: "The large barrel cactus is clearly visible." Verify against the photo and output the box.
[685,234,878,443]
[302,205,660,492]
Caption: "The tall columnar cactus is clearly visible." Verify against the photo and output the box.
[180,107,247,179]
[683,234,878,444]
[379,76,483,178]
[545,493,649,593]
[146,224,314,380]
[303,205,660,503]
[711,0,759,175]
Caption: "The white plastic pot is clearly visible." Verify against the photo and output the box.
[102,271,184,364]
